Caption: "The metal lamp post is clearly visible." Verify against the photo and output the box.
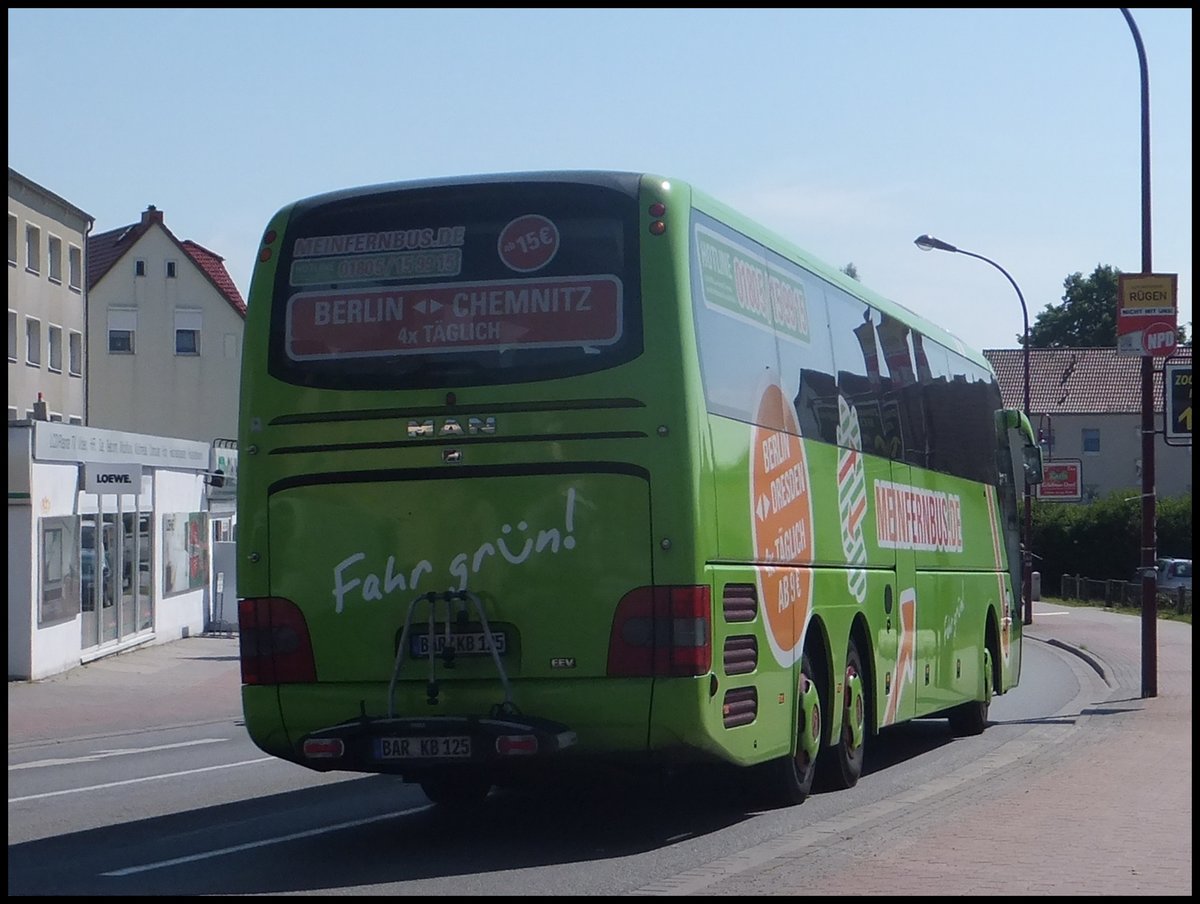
[914,234,1034,626]
[1120,7,1157,698]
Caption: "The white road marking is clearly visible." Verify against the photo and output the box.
[101,805,435,876]
[7,757,273,803]
[10,738,229,771]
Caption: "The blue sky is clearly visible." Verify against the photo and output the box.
[8,8,1192,352]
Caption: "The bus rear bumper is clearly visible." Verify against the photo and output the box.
[296,711,578,775]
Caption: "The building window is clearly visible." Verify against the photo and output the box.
[166,260,177,278]
[39,517,80,626]
[1082,428,1101,455]
[135,259,146,277]
[8,214,17,265]
[47,235,63,284]
[7,310,16,361]
[25,224,41,274]
[68,244,82,291]
[69,331,83,376]
[176,330,199,355]
[48,325,63,372]
[108,308,137,354]
[26,317,41,366]
[175,309,202,356]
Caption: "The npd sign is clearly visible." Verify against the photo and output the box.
[1142,321,1178,356]
[84,462,143,494]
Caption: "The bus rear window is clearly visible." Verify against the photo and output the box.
[267,180,643,390]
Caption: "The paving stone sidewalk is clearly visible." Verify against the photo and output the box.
[692,602,1193,897]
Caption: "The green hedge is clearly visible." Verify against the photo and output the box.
[1029,489,1192,588]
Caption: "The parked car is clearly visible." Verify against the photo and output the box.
[1156,558,1192,592]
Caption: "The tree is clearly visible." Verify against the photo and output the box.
[1028,264,1190,347]
[841,262,860,281]
[1027,264,1120,347]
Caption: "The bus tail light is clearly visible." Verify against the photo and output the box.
[496,734,539,756]
[238,597,317,685]
[302,738,345,759]
[607,585,712,678]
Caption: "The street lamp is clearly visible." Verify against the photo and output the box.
[1120,7,1158,700]
[914,234,1034,626]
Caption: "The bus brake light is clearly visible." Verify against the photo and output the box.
[607,585,712,678]
[238,597,318,685]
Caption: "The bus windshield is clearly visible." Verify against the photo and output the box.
[266,177,643,390]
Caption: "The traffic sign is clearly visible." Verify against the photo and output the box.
[1117,273,1178,357]
[1164,361,1192,445]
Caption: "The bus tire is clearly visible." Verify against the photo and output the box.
[818,636,867,790]
[759,650,822,807]
[419,771,493,807]
[947,645,993,736]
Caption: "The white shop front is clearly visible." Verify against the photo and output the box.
[8,420,219,680]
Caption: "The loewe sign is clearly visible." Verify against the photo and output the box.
[84,463,143,494]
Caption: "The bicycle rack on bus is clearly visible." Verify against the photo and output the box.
[388,589,513,719]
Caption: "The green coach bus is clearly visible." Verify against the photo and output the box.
[236,171,1043,807]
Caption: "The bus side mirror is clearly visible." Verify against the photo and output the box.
[206,468,226,488]
[1022,444,1044,486]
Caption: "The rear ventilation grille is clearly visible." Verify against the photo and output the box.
[723,635,758,675]
[723,583,758,623]
[722,686,758,729]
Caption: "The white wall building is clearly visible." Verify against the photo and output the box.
[8,178,246,680]
[8,167,93,425]
[985,346,1192,503]
[8,420,223,680]
[86,205,246,443]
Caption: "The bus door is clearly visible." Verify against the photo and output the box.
[882,460,919,726]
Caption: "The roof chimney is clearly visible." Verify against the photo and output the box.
[141,205,163,226]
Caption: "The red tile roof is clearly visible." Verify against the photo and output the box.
[983,346,1192,415]
[180,240,247,316]
[87,219,153,289]
[87,206,245,317]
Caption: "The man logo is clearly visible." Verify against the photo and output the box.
[408,417,496,438]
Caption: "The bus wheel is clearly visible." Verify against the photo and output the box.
[818,637,867,790]
[948,645,993,736]
[759,650,822,807]
[419,771,493,807]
